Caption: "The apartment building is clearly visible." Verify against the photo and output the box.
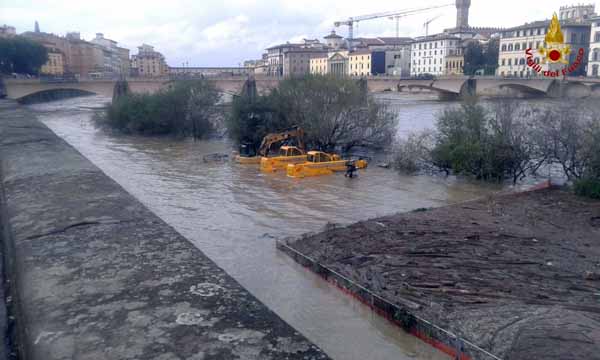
[348,50,371,77]
[91,33,130,77]
[497,18,591,77]
[40,50,65,75]
[410,34,462,76]
[131,44,169,77]
[588,16,600,76]
[283,48,328,77]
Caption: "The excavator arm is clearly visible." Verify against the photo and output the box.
[257,126,305,157]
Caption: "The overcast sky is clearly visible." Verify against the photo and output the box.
[1,0,597,66]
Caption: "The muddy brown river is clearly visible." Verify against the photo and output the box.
[30,93,506,360]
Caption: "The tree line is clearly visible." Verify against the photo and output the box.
[393,99,600,199]
[0,36,48,75]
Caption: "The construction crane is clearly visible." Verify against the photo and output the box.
[334,4,453,41]
[423,14,443,36]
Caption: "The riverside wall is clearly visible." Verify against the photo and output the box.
[0,100,329,360]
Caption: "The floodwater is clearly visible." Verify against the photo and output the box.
[30,93,505,360]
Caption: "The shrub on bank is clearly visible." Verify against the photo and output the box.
[95,80,220,138]
[574,178,600,199]
[429,99,541,183]
[392,99,600,198]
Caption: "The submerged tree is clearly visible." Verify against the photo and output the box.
[96,79,220,139]
[227,75,397,153]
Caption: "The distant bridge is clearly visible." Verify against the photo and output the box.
[3,76,600,103]
[390,76,600,99]
[2,77,281,103]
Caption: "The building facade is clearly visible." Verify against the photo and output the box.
[560,4,596,22]
[40,50,65,75]
[0,24,16,38]
[355,37,413,76]
[310,54,329,75]
[91,33,130,77]
[265,43,300,77]
[131,44,169,77]
[410,34,462,76]
[283,49,327,77]
[348,50,371,77]
[264,37,332,77]
[445,54,464,75]
[588,16,600,76]
[497,19,591,78]
[328,52,348,76]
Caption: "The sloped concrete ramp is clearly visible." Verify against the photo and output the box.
[0,100,329,360]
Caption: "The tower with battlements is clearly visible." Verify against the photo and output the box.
[456,0,471,29]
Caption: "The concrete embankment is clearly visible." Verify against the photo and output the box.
[0,99,329,360]
[280,188,600,360]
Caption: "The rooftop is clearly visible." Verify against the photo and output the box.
[506,19,591,31]
[324,31,343,39]
[413,33,461,42]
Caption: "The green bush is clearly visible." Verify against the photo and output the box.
[574,178,600,199]
[95,80,220,138]
[226,75,397,153]
[431,99,543,183]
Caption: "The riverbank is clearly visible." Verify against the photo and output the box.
[280,188,600,359]
[0,99,329,359]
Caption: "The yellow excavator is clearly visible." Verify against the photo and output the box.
[235,126,306,167]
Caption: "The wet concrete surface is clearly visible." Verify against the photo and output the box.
[0,99,329,359]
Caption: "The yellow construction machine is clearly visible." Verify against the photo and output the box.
[235,126,306,166]
[286,151,368,178]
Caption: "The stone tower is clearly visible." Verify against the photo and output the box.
[34,20,40,33]
[456,0,471,29]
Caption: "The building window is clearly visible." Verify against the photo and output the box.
[515,43,520,51]
[593,49,599,61]
[593,64,599,76]
[595,32,600,42]
[508,44,514,51]
[502,59,506,66]
[571,33,577,43]
[501,44,507,51]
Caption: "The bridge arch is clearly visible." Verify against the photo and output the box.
[476,78,556,97]
[560,82,591,98]
[17,88,97,104]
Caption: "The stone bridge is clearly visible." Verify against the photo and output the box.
[4,76,600,103]
[2,77,281,103]
[394,76,600,99]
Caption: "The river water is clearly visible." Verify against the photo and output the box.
[30,93,507,360]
